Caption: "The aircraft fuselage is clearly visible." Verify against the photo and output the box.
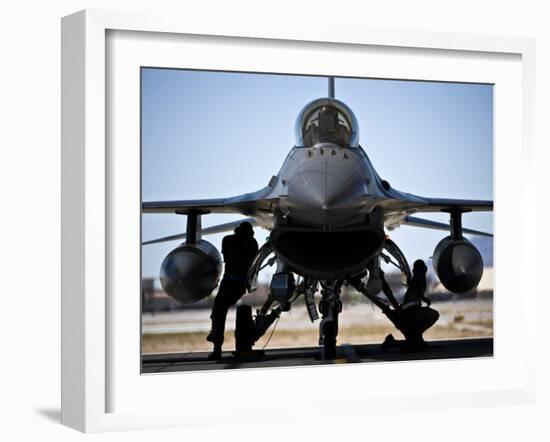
[267,142,387,279]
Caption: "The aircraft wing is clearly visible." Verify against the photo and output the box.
[142,187,275,215]
[381,188,493,235]
[414,198,493,213]
[143,197,234,214]
[378,187,493,214]
[401,215,493,237]
[142,217,258,245]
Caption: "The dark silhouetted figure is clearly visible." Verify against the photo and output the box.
[206,222,258,360]
[382,259,440,351]
[402,259,431,309]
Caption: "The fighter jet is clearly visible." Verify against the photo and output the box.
[142,78,493,358]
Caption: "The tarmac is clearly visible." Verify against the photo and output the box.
[141,337,493,374]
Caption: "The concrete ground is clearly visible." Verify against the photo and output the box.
[142,299,493,354]
[142,337,493,373]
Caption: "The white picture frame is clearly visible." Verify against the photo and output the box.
[61,9,537,433]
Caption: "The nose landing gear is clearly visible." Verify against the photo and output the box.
[319,280,344,359]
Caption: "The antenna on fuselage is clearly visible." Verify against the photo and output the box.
[328,77,335,98]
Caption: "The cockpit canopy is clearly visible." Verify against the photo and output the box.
[295,98,360,148]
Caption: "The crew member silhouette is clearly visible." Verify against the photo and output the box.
[402,259,432,310]
[382,259,439,351]
[207,221,258,360]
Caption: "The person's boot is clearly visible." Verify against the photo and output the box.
[208,344,222,360]
[403,334,427,351]
[381,334,396,352]
[206,329,216,343]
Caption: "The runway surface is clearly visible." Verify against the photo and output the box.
[142,337,493,374]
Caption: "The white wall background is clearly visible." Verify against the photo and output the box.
[0,1,548,440]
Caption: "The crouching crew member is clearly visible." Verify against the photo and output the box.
[382,259,440,351]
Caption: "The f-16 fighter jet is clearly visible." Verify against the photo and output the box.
[143,78,492,358]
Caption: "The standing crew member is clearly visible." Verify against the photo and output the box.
[206,222,258,360]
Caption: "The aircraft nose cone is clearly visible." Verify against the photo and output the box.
[286,158,365,225]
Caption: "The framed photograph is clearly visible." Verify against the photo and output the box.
[61,9,537,432]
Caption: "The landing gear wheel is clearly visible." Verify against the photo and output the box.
[235,305,254,353]
[322,321,337,359]
[319,280,343,360]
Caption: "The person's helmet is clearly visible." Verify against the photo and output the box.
[295,98,359,147]
[413,259,428,274]
[235,221,254,237]
[318,106,339,132]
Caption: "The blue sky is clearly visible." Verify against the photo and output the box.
[141,69,493,283]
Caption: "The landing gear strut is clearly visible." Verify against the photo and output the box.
[318,280,344,359]
[241,237,426,360]
[351,238,440,351]
[237,244,300,354]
